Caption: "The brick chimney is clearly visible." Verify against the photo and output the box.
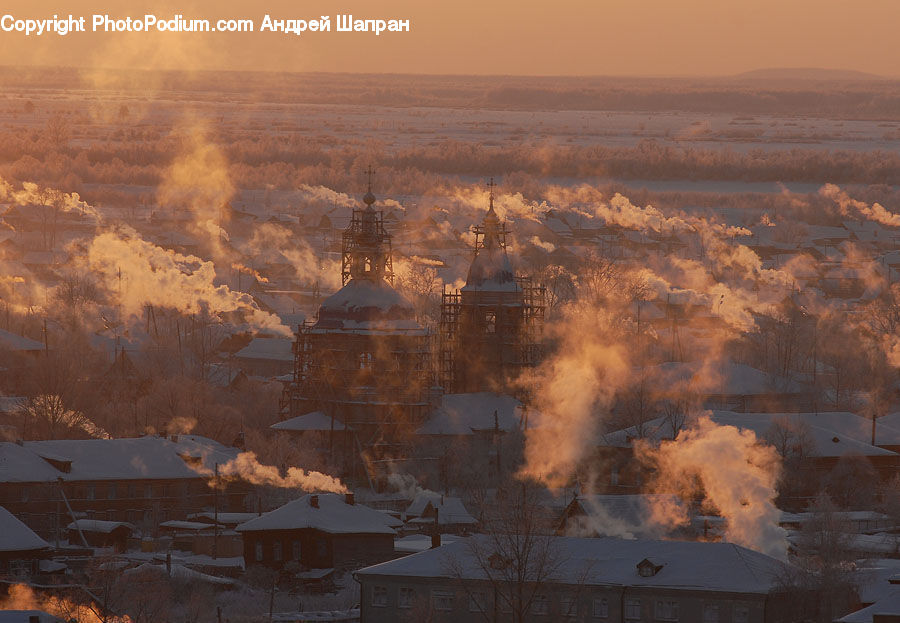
[345,492,355,505]
[431,508,441,549]
[310,494,319,508]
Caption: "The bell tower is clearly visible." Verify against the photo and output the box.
[341,166,394,285]
[440,178,545,395]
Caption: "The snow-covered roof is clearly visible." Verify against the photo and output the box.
[394,533,461,554]
[640,361,803,396]
[416,392,525,436]
[235,337,294,361]
[313,278,423,333]
[189,511,260,526]
[272,411,350,432]
[0,506,49,552]
[124,561,236,586]
[807,225,852,242]
[0,612,65,623]
[357,535,787,594]
[564,494,684,538]
[779,412,900,448]
[0,328,44,352]
[0,435,238,483]
[602,411,898,458]
[67,519,134,534]
[0,396,25,413]
[236,493,396,535]
[462,244,519,293]
[851,558,900,605]
[838,587,900,622]
[159,520,216,531]
[405,493,477,525]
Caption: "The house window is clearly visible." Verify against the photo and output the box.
[398,587,414,609]
[254,541,263,562]
[292,540,301,561]
[484,311,496,334]
[359,352,373,370]
[703,604,720,623]
[531,595,549,615]
[432,590,454,611]
[273,541,282,561]
[561,596,577,617]
[625,598,641,620]
[372,586,388,607]
[144,484,152,498]
[593,597,609,618]
[734,605,750,623]
[86,485,95,500]
[468,592,486,612]
[108,485,117,499]
[9,559,31,577]
[655,600,679,621]
[610,466,619,486]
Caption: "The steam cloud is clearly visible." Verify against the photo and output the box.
[635,415,788,559]
[214,451,349,494]
[82,225,289,336]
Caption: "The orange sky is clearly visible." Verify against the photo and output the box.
[0,0,898,77]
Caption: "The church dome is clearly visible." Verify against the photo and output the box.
[462,246,519,292]
[314,278,422,331]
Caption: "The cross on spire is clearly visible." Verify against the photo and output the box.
[365,165,376,193]
[487,177,495,210]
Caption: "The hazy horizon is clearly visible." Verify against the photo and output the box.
[4,63,899,81]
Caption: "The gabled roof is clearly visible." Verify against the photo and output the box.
[416,392,525,436]
[236,493,396,535]
[0,506,48,552]
[67,519,134,534]
[405,493,477,525]
[0,328,44,352]
[234,337,294,362]
[0,435,238,483]
[272,411,350,432]
[838,585,900,622]
[357,536,788,594]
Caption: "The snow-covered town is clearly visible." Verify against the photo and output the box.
[3,5,900,622]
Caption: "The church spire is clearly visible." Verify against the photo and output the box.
[480,177,503,250]
[363,165,376,207]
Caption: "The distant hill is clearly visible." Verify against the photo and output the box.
[734,67,888,81]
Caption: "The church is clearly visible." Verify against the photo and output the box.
[279,178,544,484]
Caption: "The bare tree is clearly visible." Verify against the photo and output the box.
[825,453,879,510]
[397,262,440,326]
[20,394,105,439]
[444,480,589,623]
[772,493,859,623]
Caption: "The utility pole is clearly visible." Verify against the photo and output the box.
[213,462,219,560]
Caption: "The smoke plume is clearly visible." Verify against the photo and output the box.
[215,451,349,493]
[635,414,787,559]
